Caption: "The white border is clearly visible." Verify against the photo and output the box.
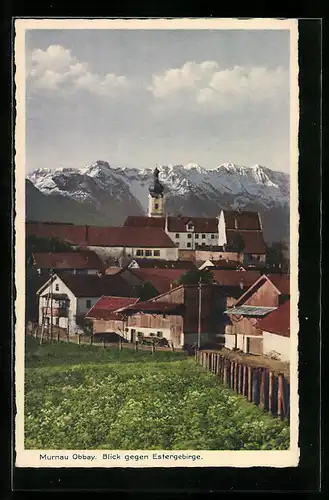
[14,18,299,468]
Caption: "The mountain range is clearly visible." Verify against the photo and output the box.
[26,161,290,243]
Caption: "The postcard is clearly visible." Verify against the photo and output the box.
[14,17,299,469]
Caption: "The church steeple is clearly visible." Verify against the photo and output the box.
[148,166,165,217]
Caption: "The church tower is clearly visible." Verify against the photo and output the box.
[148,166,165,217]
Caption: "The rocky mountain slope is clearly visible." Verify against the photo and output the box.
[26,161,290,243]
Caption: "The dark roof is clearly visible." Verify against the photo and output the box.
[32,250,103,270]
[211,270,261,288]
[257,299,290,337]
[129,268,187,294]
[40,272,136,298]
[86,226,175,248]
[85,296,139,320]
[124,216,218,233]
[225,229,266,254]
[129,259,196,270]
[27,222,87,245]
[26,222,175,248]
[122,300,185,315]
[223,210,261,230]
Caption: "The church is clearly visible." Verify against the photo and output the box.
[123,167,267,265]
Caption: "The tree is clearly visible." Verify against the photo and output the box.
[233,232,245,253]
[178,269,214,286]
[266,240,289,269]
[134,281,159,301]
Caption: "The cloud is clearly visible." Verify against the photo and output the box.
[27,45,130,96]
[149,61,288,110]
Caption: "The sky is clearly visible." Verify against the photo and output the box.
[25,29,291,173]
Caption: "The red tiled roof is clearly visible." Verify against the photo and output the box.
[124,216,218,233]
[211,269,261,288]
[266,274,290,295]
[27,222,175,248]
[85,296,139,320]
[39,272,136,298]
[225,229,266,254]
[86,226,176,248]
[32,251,103,270]
[130,268,187,294]
[27,222,87,246]
[129,259,196,270]
[223,210,261,230]
[257,299,290,337]
[122,300,184,315]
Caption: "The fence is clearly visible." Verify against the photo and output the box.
[196,350,290,421]
[26,326,175,352]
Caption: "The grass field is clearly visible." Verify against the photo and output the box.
[24,336,290,450]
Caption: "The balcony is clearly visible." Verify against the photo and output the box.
[42,307,68,317]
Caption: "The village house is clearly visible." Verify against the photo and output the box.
[85,296,139,342]
[36,272,135,335]
[89,284,233,348]
[31,250,104,276]
[223,273,290,355]
[26,222,178,264]
[257,299,290,362]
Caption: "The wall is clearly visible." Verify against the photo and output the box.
[167,231,218,250]
[178,249,196,261]
[148,194,164,217]
[92,318,125,337]
[229,315,262,337]
[195,250,240,262]
[77,297,99,316]
[88,245,178,262]
[217,211,226,246]
[243,280,280,308]
[128,313,184,347]
[263,331,290,361]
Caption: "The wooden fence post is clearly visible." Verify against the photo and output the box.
[248,366,252,402]
[223,359,228,385]
[278,373,284,419]
[103,338,106,349]
[238,364,242,394]
[216,354,220,376]
[171,342,175,353]
[119,337,123,351]
[77,334,80,345]
[90,335,93,346]
[242,365,247,396]
[151,340,155,354]
[66,324,69,343]
[259,368,265,409]
[135,340,139,352]
[57,330,60,343]
[230,361,234,390]
[269,371,274,414]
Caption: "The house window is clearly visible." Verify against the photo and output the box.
[154,203,159,209]
[145,250,152,257]
[86,299,92,309]
[157,331,163,338]
[202,242,206,246]
[153,250,160,256]
[187,242,191,248]
[256,255,260,261]
[211,234,215,239]
[150,332,155,337]
[175,233,180,238]
[187,223,194,231]
[195,234,199,239]
[176,242,179,247]
[136,249,144,256]
[187,233,192,239]
[55,284,59,291]
[202,234,206,239]
[56,317,60,326]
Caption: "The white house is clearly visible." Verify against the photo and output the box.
[36,272,135,335]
